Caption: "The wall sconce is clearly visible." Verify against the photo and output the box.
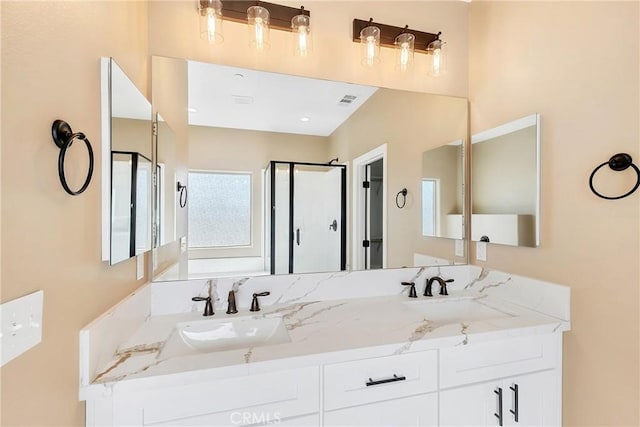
[197,1,312,54]
[352,19,444,74]
[198,0,224,44]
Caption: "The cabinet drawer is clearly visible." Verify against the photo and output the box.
[323,351,437,411]
[440,334,560,388]
[324,393,437,426]
[140,367,319,425]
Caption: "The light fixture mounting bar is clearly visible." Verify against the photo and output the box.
[352,19,439,53]
[221,1,310,31]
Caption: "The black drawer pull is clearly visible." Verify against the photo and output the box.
[510,384,519,422]
[366,374,406,387]
[494,387,503,426]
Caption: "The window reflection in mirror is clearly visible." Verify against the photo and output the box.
[471,114,540,247]
[421,142,464,239]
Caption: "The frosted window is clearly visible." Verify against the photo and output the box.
[188,172,251,247]
[422,179,437,236]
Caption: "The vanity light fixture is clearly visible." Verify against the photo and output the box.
[359,19,380,66]
[198,1,312,54]
[426,32,447,76]
[198,0,224,44]
[352,19,443,74]
[291,6,311,57]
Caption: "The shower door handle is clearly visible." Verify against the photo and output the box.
[296,228,300,246]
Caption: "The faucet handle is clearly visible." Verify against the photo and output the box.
[192,296,214,316]
[401,282,418,298]
[250,292,270,312]
[440,279,454,296]
[226,290,238,314]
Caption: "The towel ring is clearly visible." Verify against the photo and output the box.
[589,153,640,200]
[395,188,407,209]
[177,181,188,208]
[52,120,94,196]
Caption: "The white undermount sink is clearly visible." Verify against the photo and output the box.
[160,316,291,358]
[402,297,512,324]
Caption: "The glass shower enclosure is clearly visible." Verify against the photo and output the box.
[265,161,346,275]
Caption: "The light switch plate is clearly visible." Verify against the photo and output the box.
[137,255,144,280]
[180,236,187,254]
[455,240,464,257]
[476,241,487,261]
[1,290,44,367]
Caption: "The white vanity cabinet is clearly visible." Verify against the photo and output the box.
[323,351,439,426]
[439,334,562,427]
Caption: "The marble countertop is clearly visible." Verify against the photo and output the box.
[83,289,569,397]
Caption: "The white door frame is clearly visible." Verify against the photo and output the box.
[352,144,387,270]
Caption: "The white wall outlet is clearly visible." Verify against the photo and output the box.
[476,241,487,261]
[455,239,464,257]
[152,248,158,271]
[1,290,44,367]
[180,236,187,254]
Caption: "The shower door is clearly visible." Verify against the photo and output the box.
[269,161,346,275]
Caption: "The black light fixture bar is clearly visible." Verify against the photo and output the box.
[220,1,310,31]
[352,18,439,53]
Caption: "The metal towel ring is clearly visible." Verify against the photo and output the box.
[177,181,188,208]
[51,120,94,196]
[589,153,640,200]
[395,188,407,208]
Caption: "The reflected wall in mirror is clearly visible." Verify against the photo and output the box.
[100,57,153,264]
[421,142,465,239]
[471,114,540,247]
[154,115,178,248]
[150,57,468,281]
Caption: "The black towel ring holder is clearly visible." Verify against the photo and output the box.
[395,188,407,209]
[177,181,188,208]
[589,153,640,200]
[51,120,94,196]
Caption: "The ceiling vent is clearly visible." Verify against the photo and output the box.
[338,95,357,106]
[232,95,253,105]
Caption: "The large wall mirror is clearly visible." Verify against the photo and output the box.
[100,58,153,265]
[154,115,178,249]
[151,57,468,281]
[471,114,540,247]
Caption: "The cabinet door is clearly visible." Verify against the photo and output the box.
[440,370,560,427]
[504,370,559,426]
[324,393,437,426]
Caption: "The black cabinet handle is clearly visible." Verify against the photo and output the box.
[494,387,503,426]
[510,384,519,422]
[366,374,406,387]
[296,228,300,246]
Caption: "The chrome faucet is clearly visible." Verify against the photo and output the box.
[424,277,454,297]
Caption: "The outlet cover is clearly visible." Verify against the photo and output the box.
[1,290,44,367]
[476,241,487,261]
[455,240,464,257]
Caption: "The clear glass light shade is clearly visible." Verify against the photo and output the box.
[360,25,380,66]
[247,5,270,51]
[198,0,223,44]
[291,14,312,57]
[426,38,447,77]
[395,33,415,71]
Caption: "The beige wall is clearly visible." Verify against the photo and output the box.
[1,1,149,426]
[469,2,639,425]
[188,125,330,258]
[329,88,467,267]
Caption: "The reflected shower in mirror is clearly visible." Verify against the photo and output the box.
[150,57,468,281]
[101,57,153,264]
[471,114,540,247]
[421,141,464,239]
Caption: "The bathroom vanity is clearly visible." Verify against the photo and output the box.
[79,265,569,426]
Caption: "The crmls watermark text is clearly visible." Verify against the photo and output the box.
[230,411,282,425]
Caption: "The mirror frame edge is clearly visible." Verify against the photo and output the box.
[100,57,112,262]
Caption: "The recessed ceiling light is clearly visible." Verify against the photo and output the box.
[300,117,310,122]
[188,107,197,113]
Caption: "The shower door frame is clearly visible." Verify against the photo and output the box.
[269,161,347,275]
